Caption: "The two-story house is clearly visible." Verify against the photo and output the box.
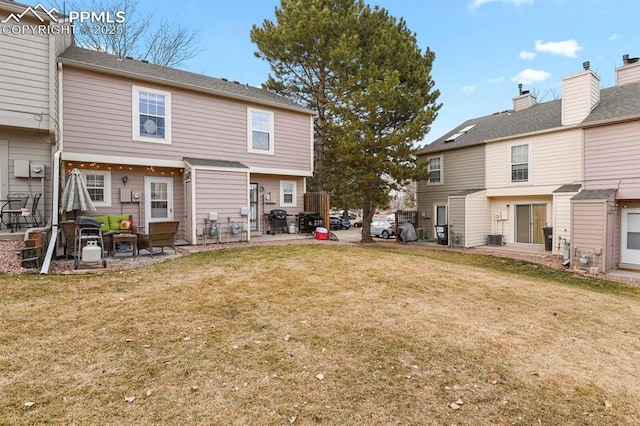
[570,55,640,272]
[417,56,639,268]
[57,46,315,244]
[0,0,72,230]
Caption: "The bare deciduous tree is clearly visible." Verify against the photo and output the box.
[62,0,201,67]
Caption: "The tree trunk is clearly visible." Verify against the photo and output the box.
[360,203,375,243]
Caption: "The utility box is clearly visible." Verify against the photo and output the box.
[208,212,218,221]
[14,160,30,177]
[240,207,250,216]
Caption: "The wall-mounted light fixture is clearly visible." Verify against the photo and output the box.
[122,175,128,185]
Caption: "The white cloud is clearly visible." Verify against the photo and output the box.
[470,0,534,8]
[519,50,536,60]
[487,77,504,84]
[608,33,620,41]
[511,68,551,85]
[462,85,476,93]
[534,39,583,58]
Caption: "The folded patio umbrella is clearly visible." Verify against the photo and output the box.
[61,168,96,215]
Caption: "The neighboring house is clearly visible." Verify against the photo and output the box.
[0,0,72,229]
[417,56,640,271]
[57,46,315,243]
[570,55,640,272]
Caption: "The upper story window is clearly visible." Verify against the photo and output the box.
[248,108,274,155]
[511,144,529,182]
[427,156,442,184]
[132,85,172,144]
[83,170,111,207]
[280,180,296,207]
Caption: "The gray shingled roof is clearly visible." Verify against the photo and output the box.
[449,188,485,197]
[58,46,315,115]
[419,82,640,155]
[582,82,640,123]
[553,184,582,193]
[419,99,561,154]
[184,158,248,169]
[571,189,617,200]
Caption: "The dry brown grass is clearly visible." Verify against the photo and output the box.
[2,244,640,425]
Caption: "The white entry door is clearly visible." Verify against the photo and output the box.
[621,208,640,265]
[144,176,174,232]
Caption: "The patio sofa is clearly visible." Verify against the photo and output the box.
[91,214,134,255]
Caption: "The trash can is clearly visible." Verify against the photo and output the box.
[436,225,448,245]
[543,227,553,251]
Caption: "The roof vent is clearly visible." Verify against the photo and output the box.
[622,54,639,65]
[140,59,148,63]
[125,56,133,60]
[583,61,590,71]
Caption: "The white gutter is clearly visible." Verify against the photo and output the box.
[40,63,64,274]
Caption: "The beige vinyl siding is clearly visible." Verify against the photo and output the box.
[417,145,484,238]
[561,71,600,126]
[466,190,488,247]
[0,129,52,224]
[571,201,606,271]
[62,69,312,173]
[448,197,465,246]
[551,193,575,255]
[194,168,247,242]
[0,19,50,129]
[584,121,640,199]
[485,129,582,195]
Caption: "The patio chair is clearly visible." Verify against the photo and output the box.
[21,193,41,227]
[1,193,29,232]
[137,221,179,257]
[60,220,77,260]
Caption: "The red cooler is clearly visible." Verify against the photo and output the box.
[315,227,328,240]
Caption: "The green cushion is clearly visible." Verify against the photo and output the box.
[108,214,130,231]
[92,215,110,233]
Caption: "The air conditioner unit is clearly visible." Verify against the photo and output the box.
[487,234,503,246]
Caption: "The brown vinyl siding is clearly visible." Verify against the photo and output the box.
[194,168,247,242]
[584,121,640,198]
[571,202,606,271]
[616,63,640,86]
[62,69,312,172]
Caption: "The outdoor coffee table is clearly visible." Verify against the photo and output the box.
[111,233,137,258]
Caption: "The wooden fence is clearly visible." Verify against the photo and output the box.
[304,191,330,230]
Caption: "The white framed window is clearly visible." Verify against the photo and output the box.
[82,170,111,207]
[132,85,172,143]
[247,108,274,154]
[280,180,296,207]
[511,144,529,182]
[427,156,442,184]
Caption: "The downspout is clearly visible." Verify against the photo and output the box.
[40,62,64,274]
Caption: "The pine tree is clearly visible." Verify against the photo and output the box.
[252,0,441,241]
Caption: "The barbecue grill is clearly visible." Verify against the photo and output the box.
[267,209,289,234]
[73,216,107,269]
[297,211,323,234]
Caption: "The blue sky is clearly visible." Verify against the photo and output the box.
[55,0,640,145]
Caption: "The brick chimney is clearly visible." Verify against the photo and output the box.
[513,83,537,111]
[616,53,640,86]
[561,62,600,126]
